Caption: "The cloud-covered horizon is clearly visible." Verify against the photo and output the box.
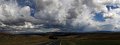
[0,0,120,34]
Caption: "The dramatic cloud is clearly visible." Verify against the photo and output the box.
[1,0,120,33]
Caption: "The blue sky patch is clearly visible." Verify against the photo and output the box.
[94,12,105,22]
[106,4,119,11]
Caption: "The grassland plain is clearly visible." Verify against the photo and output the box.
[0,33,120,45]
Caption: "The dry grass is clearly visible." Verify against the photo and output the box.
[0,33,120,45]
[0,33,50,45]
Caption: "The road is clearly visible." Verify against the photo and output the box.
[38,39,61,45]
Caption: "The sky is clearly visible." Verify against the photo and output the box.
[0,0,120,34]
